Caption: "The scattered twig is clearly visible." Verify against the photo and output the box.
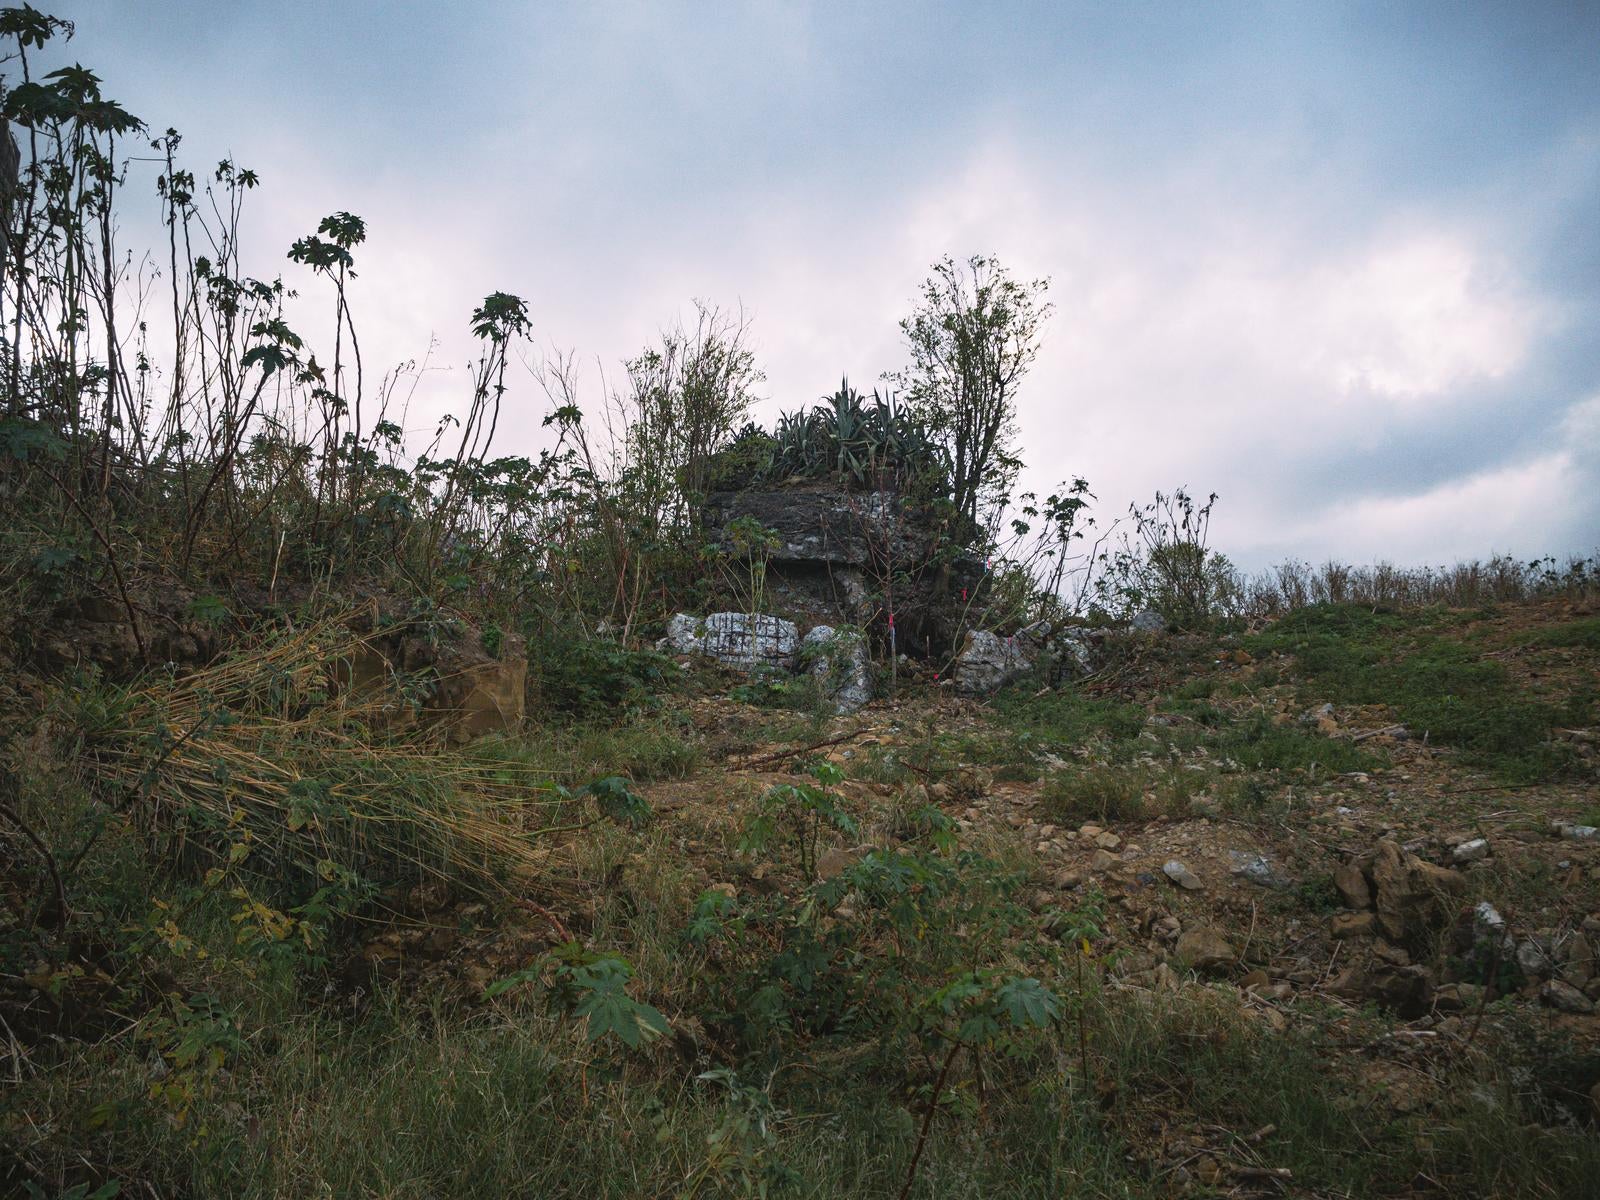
[735,727,873,769]
[898,1039,964,1200]
[1231,1165,1292,1182]
[1348,725,1407,743]
[1457,936,1500,1060]
[511,897,573,943]
[0,792,68,932]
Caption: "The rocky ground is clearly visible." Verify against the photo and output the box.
[321,596,1600,1195]
[12,596,1597,1198]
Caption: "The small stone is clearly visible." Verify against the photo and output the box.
[1052,869,1084,890]
[1435,983,1483,1012]
[1516,939,1554,980]
[1163,861,1204,891]
[1078,823,1104,839]
[1238,968,1269,991]
[1090,850,1120,872]
[1452,838,1490,864]
[1095,831,1122,851]
[1554,821,1599,842]
[1333,861,1372,909]
[1562,934,1595,986]
[1331,911,1377,939]
[1474,901,1507,934]
[1175,927,1237,971]
[1113,951,1158,979]
[1540,979,1596,1014]
[817,847,864,881]
[1229,851,1287,890]
[1373,939,1410,966]
[1303,702,1335,724]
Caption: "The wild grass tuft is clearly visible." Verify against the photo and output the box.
[59,620,573,899]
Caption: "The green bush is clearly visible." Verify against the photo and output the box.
[525,635,675,720]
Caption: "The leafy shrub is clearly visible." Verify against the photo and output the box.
[485,944,669,1050]
[524,635,675,720]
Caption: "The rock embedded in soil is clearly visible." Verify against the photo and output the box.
[1452,838,1490,864]
[660,612,800,670]
[1331,911,1377,939]
[799,624,873,713]
[950,629,1039,695]
[1562,933,1595,986]
[1516,938,1555,980]
[1370,838,1465,943]
[1175,927,1237,971]
[1162,860,1204,891]
[1333,861,1373,909]
[1228,851,1288,890]
[1540,979,1597,1014]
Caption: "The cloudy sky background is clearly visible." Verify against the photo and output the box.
[42,0,1600,570]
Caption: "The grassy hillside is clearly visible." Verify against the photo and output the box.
[5,595,1599,1198]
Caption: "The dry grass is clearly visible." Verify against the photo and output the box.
[68,619,573,896]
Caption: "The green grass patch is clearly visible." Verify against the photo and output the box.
[1207,713,1382,775]
[1042,763,1216,825]
[1521,616,1600,650]
[494,718,701,784]
[1245,603,1586,783]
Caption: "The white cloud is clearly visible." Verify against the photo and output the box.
[1279,450,1584,564]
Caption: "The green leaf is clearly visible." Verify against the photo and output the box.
[481,965,542,1000]
[996,977,1060,1028]
[582,776,652,827]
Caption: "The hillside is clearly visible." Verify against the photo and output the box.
[3,8,1599,1196]
[5,594,1598,1198]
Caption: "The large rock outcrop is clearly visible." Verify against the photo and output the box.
[701,481,980,656]
[703,485,929,567]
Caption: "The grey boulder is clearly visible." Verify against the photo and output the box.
[800,625,873,713]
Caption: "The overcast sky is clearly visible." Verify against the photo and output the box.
[38,1,1600,569]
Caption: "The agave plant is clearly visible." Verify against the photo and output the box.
[760,376,943,488]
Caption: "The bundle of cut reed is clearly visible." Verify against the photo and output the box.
[73,618,571,896]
